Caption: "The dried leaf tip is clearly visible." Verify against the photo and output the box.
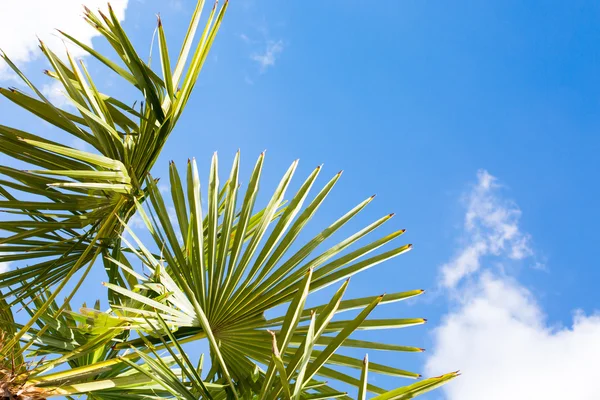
[267,330,280,357]
[388,213,395,218]
[337,170,344,176]
[418,348,426,352]
[363,354,368,364]
[157,14,162,26]
[370,194,377,199]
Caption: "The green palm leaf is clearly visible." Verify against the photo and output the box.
[0,0,227,359]
[97,153,442,396]
[0,1,457,399]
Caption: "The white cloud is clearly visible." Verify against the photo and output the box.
[440,169,532,288]
[426,273,600,400]
[251,40,284,72]
[0,262,9,273]
[0,0,129,80]
[427,170,600,400]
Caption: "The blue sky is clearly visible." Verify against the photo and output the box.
[1,0,600,398]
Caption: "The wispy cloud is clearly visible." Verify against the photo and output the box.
[427,170,600,399]
[240,23,285,77]
[42,81,70,108]
[240,33,253,43]
[0,0,129,80]
[251,40,284,72]
[440,170,532,288]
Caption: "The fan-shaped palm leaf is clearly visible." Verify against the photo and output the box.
[100,152,436,397]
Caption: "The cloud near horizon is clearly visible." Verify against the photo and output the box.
[427,170,600,400]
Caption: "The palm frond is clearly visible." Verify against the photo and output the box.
[0,0,227,357]
[99,153,436,397]
[0,1,457,399]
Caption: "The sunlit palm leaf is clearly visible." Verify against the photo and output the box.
[0,1,227,358]
[0,1,457,399]
[100,152,434,397]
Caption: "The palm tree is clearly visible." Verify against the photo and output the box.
[0,1,457,398]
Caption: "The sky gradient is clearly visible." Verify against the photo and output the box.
[1,1,599,398]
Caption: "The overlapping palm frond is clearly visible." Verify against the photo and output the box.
[0,0,227,358]
[0,1,458,398]
[14,305,455,400]
[105,311,457,400]
[95,153,452,397]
